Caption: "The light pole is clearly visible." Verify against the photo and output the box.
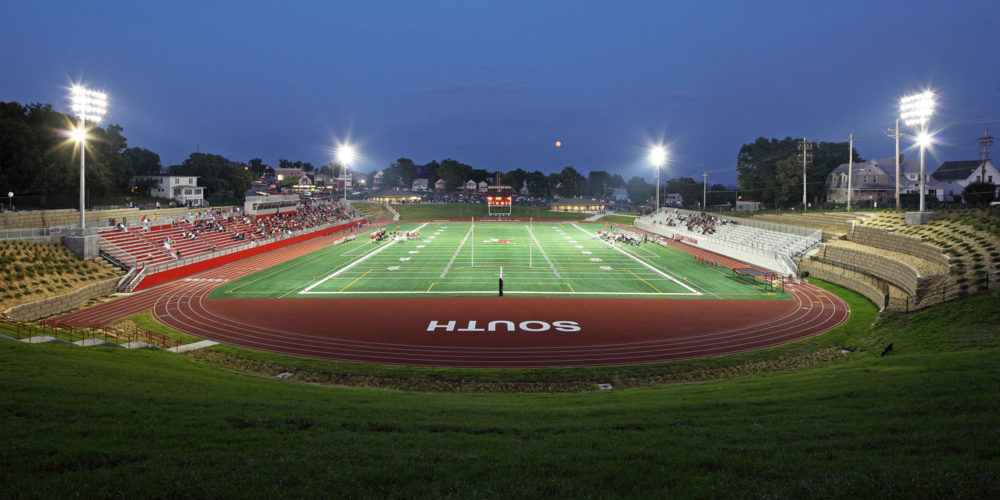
[70,85,108,230]
[649,145,666,214]
[900,90,935,212]
[336,144,356,202]
[7,192,12,211]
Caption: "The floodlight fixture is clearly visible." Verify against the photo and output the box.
[899,90,937,213]
[900,90,935,129]
[336,144,357,201]
[337,144,356,166]
[70,127,87,142]
[917,131,932,147]
[71,85,108,124]
[649,145,667,167]
[69,84,109,230]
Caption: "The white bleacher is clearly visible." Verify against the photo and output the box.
[636,209,821,276]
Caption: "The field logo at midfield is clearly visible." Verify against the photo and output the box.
[427,320,581,333]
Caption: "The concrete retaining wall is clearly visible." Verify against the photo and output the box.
[0,207,206,231]
[799,260,885,309]
[3,277,119,322]
[849,224,951,271]
[817,243,922,296]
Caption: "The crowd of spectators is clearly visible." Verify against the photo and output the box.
[658,211,730,235]
[230,203,354,241]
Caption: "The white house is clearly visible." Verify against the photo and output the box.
[412,178,429,191]
[933,161,1000,200]
[464,180,477,191]
[434,179,447,191]
[134,175,206,207]
[478,181,489,193]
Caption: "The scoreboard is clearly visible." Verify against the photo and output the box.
[486,185,513,216]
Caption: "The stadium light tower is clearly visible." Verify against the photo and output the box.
[70,85,108,230]
[900,90,935,213]
[649,145,667,214]
[336,144,356,201]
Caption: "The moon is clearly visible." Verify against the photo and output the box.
[555,141,562,147]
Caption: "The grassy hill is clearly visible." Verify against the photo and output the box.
[2,288,998,497]
[0,240,121,312]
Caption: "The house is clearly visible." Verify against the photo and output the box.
[464,180,477,191]
[373,170,385,187]
[825,156,946,204]
[520,181,531,196]
[133,175,206,207]
[933,161,999,201]
[412,178,429,191]
[434,179,446,191]
[478,181,489,193]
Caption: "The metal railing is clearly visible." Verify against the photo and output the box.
[1,318,181,350]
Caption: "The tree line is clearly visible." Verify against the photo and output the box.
[736,137,856,207]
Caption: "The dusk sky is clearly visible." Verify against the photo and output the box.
[2,0,999,185]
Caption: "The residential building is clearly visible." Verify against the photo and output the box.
[932,161,1000,201]
[134,175,206,207]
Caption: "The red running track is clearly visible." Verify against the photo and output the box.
[53,224,850,367]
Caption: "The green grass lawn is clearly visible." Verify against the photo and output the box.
[596,214,638,224]
[392,203,592,220]
[2,290,998,497]
[212,222,785,299]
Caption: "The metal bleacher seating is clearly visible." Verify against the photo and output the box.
[98,218,262,269]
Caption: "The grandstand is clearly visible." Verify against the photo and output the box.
[99,218,263,268]
[635,208,821,276]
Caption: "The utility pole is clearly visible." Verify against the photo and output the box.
[978,127,994,181]
[844,134,859,211]
[798,138,813,209]
[887,120,904,210]
[702,171,708,211]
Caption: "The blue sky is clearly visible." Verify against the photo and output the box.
[2,0,998,184]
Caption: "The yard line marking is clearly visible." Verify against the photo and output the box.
[570,223,701,296]
[340,269,374,292]
[440,224,474,278]
[529,225,562,279]
[628,269,663,293]
[301,222,429,294]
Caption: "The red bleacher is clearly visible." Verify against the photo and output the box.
[99,218,263,268]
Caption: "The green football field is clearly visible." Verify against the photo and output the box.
[211,222,789,300]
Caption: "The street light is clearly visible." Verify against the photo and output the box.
[336,144,356,201]
[900,90,935,212]
[7,191,12,211]
[70,85,108,229]
[649,145,666,214]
